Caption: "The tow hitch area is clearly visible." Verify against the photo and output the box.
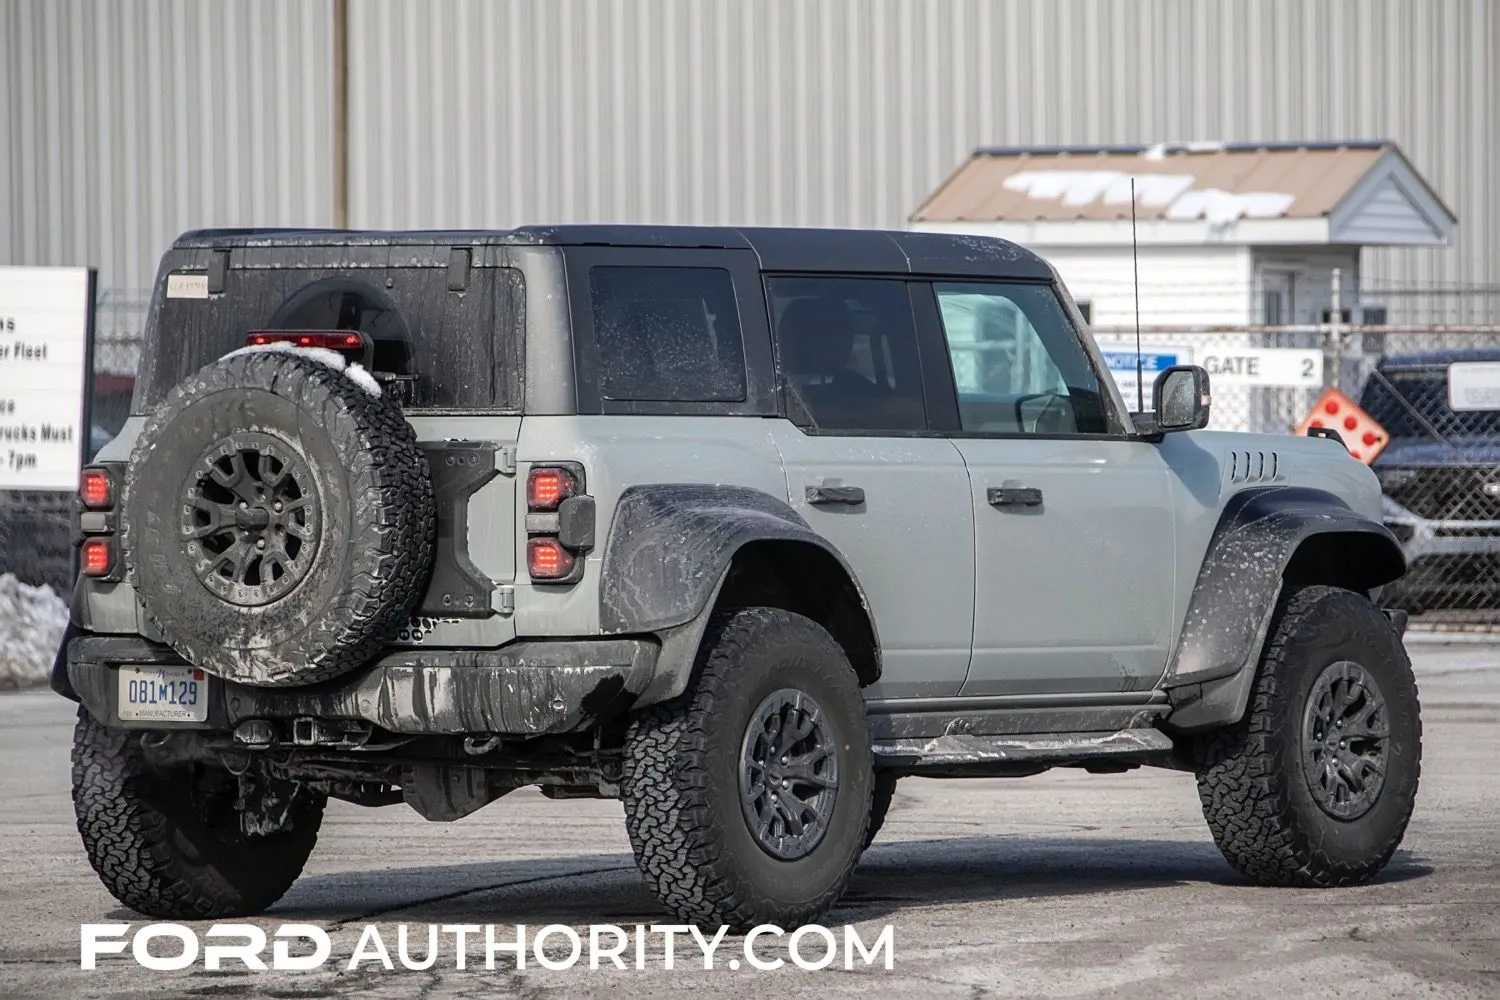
[233,717,374,749]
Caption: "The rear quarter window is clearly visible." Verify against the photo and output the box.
[588,266,748,403]
[135,264,524,411]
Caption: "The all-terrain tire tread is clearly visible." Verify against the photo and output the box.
[71,707,324,919]
[123,352,434,686]
[1194,585,1422,887]
[621,608,872,930]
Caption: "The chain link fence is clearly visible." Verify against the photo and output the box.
[6,286,1500,629]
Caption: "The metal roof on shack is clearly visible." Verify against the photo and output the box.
[910,141,1456,247]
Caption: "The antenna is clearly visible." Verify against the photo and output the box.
[1130,176,1144,413]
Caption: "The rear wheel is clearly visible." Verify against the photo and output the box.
[72,708,324,918]
[621,608,873,930]
[1194,585,1421,886]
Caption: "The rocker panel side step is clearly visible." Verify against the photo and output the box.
[873,728,1176,776]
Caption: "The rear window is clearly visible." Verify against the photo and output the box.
[589,266,747,402]
[1360,367,1500,438]
[135,265,524,411]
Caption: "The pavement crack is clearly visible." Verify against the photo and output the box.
[329,864,639,929]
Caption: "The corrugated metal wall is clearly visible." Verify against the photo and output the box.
[1,0,333,292]
[5,0,1496,295]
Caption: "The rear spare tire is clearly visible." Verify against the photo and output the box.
[123,349,434,686]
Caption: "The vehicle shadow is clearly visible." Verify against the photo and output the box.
[181,835,1432,927]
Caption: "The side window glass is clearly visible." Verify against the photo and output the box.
[934,282,1110,435]
[767,276,926,432]
[590,266,747,402]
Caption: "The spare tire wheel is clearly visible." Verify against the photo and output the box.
[122,350,435,686]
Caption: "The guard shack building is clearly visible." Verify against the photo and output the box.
[908,141,1456,430]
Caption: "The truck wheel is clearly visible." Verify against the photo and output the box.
[123,350,434,686]
[621,608,873,930]
[71,708,324,919]
[1194,585,1421,886]
[864,773,898,849]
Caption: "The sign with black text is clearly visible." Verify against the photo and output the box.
[0,266,94,490]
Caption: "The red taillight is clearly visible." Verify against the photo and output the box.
[527,467,578,511]
[245,331,367,354]
[80,468,112,509]
[81,538,113,577]
[527,538,576,580]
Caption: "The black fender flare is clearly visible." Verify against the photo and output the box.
[598,484,879,704]
[1163,486,1405,732]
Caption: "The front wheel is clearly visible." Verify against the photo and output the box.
[621,608,873,930]
[72,708,325,918]
[1194,585,1421,886]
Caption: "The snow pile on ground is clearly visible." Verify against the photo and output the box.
[0,573,68,689]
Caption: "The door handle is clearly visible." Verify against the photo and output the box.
[805,484,866,506]
[987,486,1043,508]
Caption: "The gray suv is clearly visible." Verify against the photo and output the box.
[57,226,1420,930]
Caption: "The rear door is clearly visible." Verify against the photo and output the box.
[765,275,974,700]
[922,279,1178,696]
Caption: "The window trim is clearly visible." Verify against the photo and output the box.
[763,272,945,437]
[914,279,1138,441]
[563,247,775,417]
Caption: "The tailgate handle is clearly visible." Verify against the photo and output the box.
[805,485,865,506]
[987,487,1043,508]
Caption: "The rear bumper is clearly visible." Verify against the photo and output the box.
[65,633,659,737]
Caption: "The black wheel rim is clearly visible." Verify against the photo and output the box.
[738,688,840,860]
[179,432,320,607]
[1301,660,1390,820]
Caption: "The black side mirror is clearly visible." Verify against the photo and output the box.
[1153,365,1212,432]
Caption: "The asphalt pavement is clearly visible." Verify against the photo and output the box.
[0,641,1496,999]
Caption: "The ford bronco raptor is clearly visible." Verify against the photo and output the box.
[56,226,1419,929]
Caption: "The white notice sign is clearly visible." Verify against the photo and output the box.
[1198,348,1324,387]
[1447,362,1500,411]
[0,266,93,490]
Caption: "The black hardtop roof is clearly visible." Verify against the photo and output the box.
[171,225,1056,279]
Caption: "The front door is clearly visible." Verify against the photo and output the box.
[927,279,1178,696]
[766,275,974,700]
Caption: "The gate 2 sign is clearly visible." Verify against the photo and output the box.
[1197,348,1324,387]
[0,267,95,490]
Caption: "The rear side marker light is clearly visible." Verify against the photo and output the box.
[527,467,578,511]
[527,538,575,580]
[81,538,114,577]
[80,468,113,509]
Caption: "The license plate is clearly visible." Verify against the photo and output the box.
[117,666,208,723]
